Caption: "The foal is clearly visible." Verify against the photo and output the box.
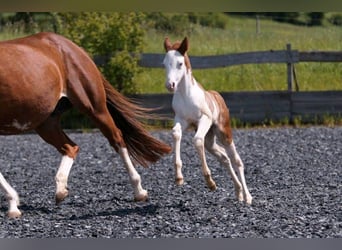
[163,37,252,204]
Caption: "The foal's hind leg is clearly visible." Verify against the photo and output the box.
[225,141,252,205]
[0,172,21,218]
[204,130,243,201]
[35,116,79,204]
[194,116,217,191]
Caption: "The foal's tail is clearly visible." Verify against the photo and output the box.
[102,78,171,167]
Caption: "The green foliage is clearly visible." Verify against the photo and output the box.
[189,13,226,29]
[328,13,342,26]
[146,13,193,35]
[56,12,145,94]
[0,12,57,34]
[145,12,226,36]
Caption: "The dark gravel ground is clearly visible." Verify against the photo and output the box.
[0,126,341,238]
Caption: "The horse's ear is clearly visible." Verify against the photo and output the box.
[177,37,189,55]
[164,37,172,51]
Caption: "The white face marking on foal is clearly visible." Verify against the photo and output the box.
[163,50,186,92]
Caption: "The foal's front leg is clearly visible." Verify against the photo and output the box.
[194,115,217,191]
[172,121,185,185]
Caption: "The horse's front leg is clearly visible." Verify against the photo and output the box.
[55,154,75,204]
[0,172,21,218]
[172,120,186,185]
[194,115,216,191]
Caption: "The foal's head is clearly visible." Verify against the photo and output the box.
[163,37,191,92]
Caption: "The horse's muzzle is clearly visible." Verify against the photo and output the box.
[166,82,175,92]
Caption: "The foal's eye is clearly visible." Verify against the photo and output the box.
[177,62,183,68]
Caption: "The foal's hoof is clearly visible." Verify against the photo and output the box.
[245,195,253,205]
[208,182,217,191]
[55,190,69,205]
[8,210,22,219]
[134,190,148,202]
[175,177,184,186]
[236,191,244,202]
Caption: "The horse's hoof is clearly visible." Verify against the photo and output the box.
[134,190,148,202]
[55,190,69,205]
[175,178,184,186]
[236,191,244,202]
[8,210,22,219]
[245,195,253,205]
[208,182,217,191]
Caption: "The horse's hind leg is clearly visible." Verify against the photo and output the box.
[0,172,21,218]
[225,141,252,205]
[193,116,217,191]
[204,129,243,201]
[87,110,148,201]
[35,115,79,204]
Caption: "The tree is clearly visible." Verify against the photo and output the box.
[56,12,145,94]
[307,12,324,26]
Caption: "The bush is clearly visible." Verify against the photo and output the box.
[198,13,226,29]
[56,12,145,94]
[147,13,192,35]
[328,13,342,26]
[0,12,57,34]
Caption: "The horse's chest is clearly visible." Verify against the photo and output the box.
[172,94,202,120]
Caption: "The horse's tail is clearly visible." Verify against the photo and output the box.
[102,78,171,167]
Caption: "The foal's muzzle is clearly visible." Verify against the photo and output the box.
[166,82,176,92]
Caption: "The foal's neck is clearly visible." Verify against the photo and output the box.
[178,69,202,96]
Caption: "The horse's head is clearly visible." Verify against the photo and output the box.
[163,37,191,92]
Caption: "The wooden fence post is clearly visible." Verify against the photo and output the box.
[286,43,294,92]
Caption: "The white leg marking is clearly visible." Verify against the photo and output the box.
[193,116,217,190]
[226,141,252,204]
[0,172,21,218]
[55,155,74,203]
[205,137,243,201]
[172,122,184,185]
[119,147,148,201]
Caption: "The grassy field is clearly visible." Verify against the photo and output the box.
[1,14,341,94]
[135,15,342,93]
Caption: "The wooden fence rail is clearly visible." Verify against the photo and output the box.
[136,44,342,92]
[130,91,342,125]
[94,45,342,124]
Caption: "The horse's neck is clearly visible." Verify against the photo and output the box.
[174,70,212,119]
[177,71,203,97]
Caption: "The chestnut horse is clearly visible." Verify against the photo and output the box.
[163,37,252,204]
[0,32,171,218]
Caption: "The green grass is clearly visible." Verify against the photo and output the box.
[1,14,341,94]
[0,32,26,41]
[135,15,342,93]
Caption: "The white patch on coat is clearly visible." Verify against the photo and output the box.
[11,119,31,131]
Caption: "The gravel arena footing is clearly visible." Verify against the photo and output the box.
[0,127,341,238]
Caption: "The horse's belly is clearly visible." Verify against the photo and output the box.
[0,95,58,135]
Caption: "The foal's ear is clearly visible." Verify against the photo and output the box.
[178,37,189,55]
[164,37,172,51]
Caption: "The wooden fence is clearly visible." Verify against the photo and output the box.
[130,91,342,124]
[95,44,342,124]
